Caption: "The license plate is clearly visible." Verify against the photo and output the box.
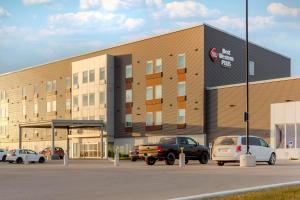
[144,153,152,157]
[219,148,229,153]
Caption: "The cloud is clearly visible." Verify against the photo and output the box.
[120,18,144,30]
[207,16,275,31]
[79,0,136,11]
[145,0,162,7]
[0,6,10,17]
[154,1,220,19]
[267,3,300,17]
[22,0,50,5]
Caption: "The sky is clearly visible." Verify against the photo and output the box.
[0,0,299,75]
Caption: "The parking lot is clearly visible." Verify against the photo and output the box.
[1,159,300,200]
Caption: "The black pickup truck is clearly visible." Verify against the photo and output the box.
[138,136,209,165]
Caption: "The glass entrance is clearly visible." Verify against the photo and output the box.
[79,143,100,158]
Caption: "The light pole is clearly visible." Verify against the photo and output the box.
[245,0,250,154]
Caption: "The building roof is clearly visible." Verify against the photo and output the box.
[206,76,300,90]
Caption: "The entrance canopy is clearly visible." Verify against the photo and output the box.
[18,120,105,158]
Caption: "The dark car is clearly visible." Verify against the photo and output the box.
[139,136,209,165]
[40,147,65,159]
[129,146,140,161]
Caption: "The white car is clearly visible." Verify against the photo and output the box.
[212,135,276,166]
[6,149,46,164]
[0,149,7,162]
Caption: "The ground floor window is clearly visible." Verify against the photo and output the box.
[275,124,300,149]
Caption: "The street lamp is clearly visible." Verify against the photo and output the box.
[240,0,256,167]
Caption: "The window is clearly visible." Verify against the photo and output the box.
[146,112,153,126]
[155,58,162,73]
[126,90,132,103]
[125,64,132,78]
[22,87,26,97]
[146,61,153,74]
[99,91,106,104]
[52,101,56,112]
[177,82,186,96]
[73,96,78,107]
[73,73,78,86]
[34,103,38,114]
[99,115,105,121]
[177,54,185,69]
[249,61,255,76]
[89,70,95,82]
[125,114,132,127]
[22,103,26,116]
[46,80,56,93]
[89,93,95,106]
[0,90,6,100]
[66,99,71,110]
[82,94,88,106]
[65,77,71,89]
[155,111,162,125]
[187,138,197,145]
[89,116,95,120]
[82,71,88,84]
[47,101,51,112]
[177,109,185,124]
[99,68,105,81]
[146,86,153,100]
[155,85,162,99]
[33,84,38,95]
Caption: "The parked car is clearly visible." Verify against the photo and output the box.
[139,136,210,165]
[129,146,140,161]
[40,147,64,159]
[0,149,7,162]
[212,135,276,166]
[6,149,46,164]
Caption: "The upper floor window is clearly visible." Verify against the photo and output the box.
[146,112,153,126]
[22,103,26,116]
[155,111,162,125]
[33,84,38,95]
[249,61,255,76]
[146,61,153,75]
[34,103,38,114]
[126,64,132,78]
[22,87,26,97]
[66,99,71,110]
[65,77,71,89]
[125,114,132,127]
[46,80,56,93]
[99,68,105,81]
[0,90,7,100]
[126,89,132,103]
[89,93,95,106]
[73,96,78,107]
[89,70,95,82]
[82,71,88,84]
[82,94,88,106]
[73,73,78,86]
[177,54,186,69]
[177,109,186,124]
[47,101,56,112]
[99,91,106,104]
[177,81,186,96]
[146,86,153,100]
[155,85,162,99]
[155,58,162,73]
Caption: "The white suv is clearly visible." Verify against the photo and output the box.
[212,135,276,166]
[0,149,7,162]
[6,149,46,164]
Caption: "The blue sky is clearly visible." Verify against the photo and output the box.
[0,0,299,75]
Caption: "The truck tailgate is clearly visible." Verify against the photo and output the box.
[139,145,158,156]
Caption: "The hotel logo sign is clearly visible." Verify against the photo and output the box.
[209,48,235,68]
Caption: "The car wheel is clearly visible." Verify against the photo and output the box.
[145,157,156,165]
[185,159,189,165]
[165,152,176,165]
[39,157,45,164]
[217,161,224,166]
[2,155,6,162]
[199,152,209,164]
[8,161,13,164]
[268,153,276,165]
[16,157,23,164]
[60,156,64,160]
[131,157,138,162]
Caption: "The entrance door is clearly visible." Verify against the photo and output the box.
[79,143,100,158]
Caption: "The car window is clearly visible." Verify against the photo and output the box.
[259,139,269,147]
[250,137,260,146]
[19,150,26,154]
[27,150,36,154]
[159,137,176,144]
[178,137,188,145]
[0,149,3,152]
[187,138,197,145]
[215,137,237,145]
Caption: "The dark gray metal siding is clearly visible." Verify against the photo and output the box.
[204,25,291,87]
